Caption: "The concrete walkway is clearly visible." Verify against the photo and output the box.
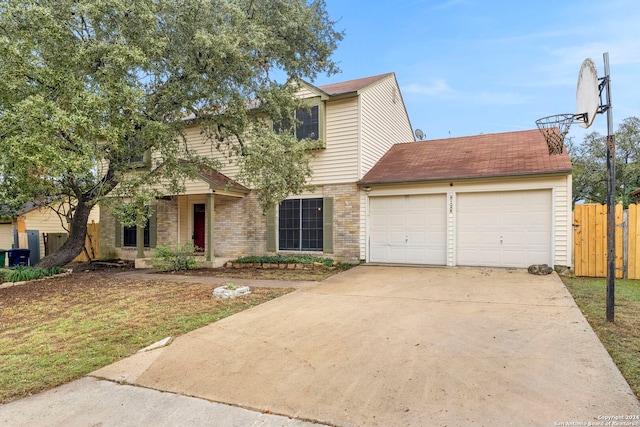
[2,266,639,426]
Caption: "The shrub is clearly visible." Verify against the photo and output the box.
[232,254,334,267]
[7,266,65,282]
[151,243,200,271]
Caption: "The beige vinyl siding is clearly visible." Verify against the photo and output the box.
[308,97,360,185]
[150,124,245,195]
[22,205,100,259]
[295,85,321,99]
[553,174,572,267]
[121,76,390,196]
[178,195,190,245]
[176,88,360,190]
[365,174,572,267]
[360,77,414,178]
[0,224,13,254]
[179,125,236,195]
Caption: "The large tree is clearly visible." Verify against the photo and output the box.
[569,116,640,206]
[0,0,342,267]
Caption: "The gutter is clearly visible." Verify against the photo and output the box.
[357,169,574,187]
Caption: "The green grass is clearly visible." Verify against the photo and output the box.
[561,276,640,398]
[5,266,65,282]
[0,273,293,403]
[0,268,9,283]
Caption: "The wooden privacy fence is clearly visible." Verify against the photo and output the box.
[573,204,640,279]
[43,221,100,262]
[75,221,100,262]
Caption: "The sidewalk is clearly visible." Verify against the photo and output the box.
[0,377,326,427]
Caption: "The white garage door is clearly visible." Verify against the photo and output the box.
[457,190,552,268]
[370,194,446,264]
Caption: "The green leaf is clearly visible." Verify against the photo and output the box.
[0,0,342,266]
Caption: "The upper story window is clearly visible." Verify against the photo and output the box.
[295,105,319,141]
[128,140,146,165]
[273,103,323,143]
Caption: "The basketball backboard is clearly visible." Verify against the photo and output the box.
[576,58,599,129]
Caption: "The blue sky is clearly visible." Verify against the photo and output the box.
[309,0,640,143]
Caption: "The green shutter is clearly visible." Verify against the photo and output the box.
[266,206,276,252]
[323,197,333,254]
[114,217,121,247]
[149,205,157,248]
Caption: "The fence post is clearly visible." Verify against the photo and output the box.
[629,204,638,279]
[616,203,624,279]
[623,209,629,279]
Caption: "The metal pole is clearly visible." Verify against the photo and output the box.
[604,52,615,322]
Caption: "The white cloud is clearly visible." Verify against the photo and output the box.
[403,80,456,97]
[403,80,529,106]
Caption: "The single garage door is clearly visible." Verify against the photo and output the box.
[370,194,446,264]
[456,190,552,268]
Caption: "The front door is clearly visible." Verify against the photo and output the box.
[193,204,206,252]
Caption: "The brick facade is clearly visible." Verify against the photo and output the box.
[211,184,362,262]
[156,198,179,245]
[323,184,361,262]
[98,206,116,258]
[214,193,267,258]
[100,184,362,263]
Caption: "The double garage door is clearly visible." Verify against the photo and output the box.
[369,190,552,268]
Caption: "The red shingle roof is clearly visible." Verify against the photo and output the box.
[196,165,249,194]
[359,129,572,185]
[317,73,394,96]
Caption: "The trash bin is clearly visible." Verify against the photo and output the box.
[0,249,6,268]
[8,248,30,267]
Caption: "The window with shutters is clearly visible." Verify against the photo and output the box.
[278,198,323,251]
[122,219,150,248]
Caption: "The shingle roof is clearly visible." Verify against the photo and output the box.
[359,129,572,185]
[317,73,394,96]
[196,166,250,194]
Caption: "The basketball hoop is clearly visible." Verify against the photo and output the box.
[535,113,576,155]
[536,53,616,322]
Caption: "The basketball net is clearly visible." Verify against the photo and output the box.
[535,114,576,155]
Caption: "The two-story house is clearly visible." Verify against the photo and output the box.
[99,73,415,265]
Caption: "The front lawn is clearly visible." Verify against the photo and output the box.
[561,276,640,398]
[0,271,293,403]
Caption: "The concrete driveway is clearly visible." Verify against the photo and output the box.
[3,266,640,426]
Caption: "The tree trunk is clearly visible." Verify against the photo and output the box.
[36,202,93,268]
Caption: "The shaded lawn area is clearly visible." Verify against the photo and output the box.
[562,276,640,399]
[165,264,355,282]
[0,272,294,403]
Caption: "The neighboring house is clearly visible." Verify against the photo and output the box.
[99,72,416,264]
[0,202,100,266]
[0,215,12,266]
[358,129,573,269]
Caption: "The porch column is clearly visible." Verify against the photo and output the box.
[206,193,214,263]
[136,223,145,259]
